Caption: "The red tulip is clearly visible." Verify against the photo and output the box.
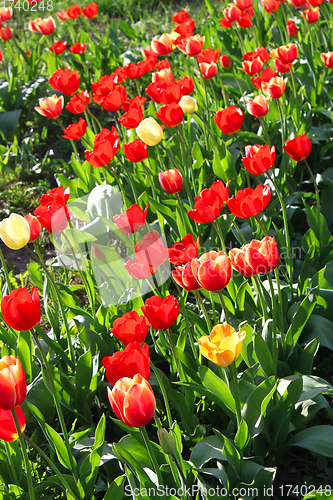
[85,127,120,168]
[172,262,202,291]
[246,94,269,117]
[0,356,26,410]
[24,214,41,242]
[67,4,81,18]
[66,89,90,114]
[169,234,199,265]
[270,43,298,64]
[39,186,70,206]
[174,17,195,35]
[199,62,218,79]
[124,259,154,280]
[82,2,98,18]
[261,0,280,13]
[214,105,243,135]
[56,10,68,22]
[35,95,64,119]
[100,86,127,112]
[197,48,220,64]
[229,247,257,277]
[34,203,70,234]
[242,144,276,174]
[178,34,205,57]
[321,52,333,69]
[69,42,86,54]
[142,295,179,330]
[172,9,189,23]
[0,7,12,22]
[134,231,169,270]
[118,104,143,129]
[156,103,184,127]
[274,59,292,74]
[0,407,26,442]
[286,19,299,37]
[50,40,68,54]
[33,16,56,35]
[223,4,242,22]
[228,184,271,218]
[250,67,277,90]
[283,134,311,161]
[113,203,149,234]
[151,33,173,56]
[242,57,264,76]
[302,7,319,24]
[191,251,232,292]
[107,374,156,427]
[243,47,270,63]
[159,169,183,194]
[177,76,194,95]
[261,76,287,98]
[220,55,232,68]
[235,0,253,8]
[1,287,40,331]
[62,117,87,140]
[124,140,148,162]
[0,25,12,41]
[187,188,222,224]
[244,236,279,274]
[110,311,150,346]
[103,342,150,385]
[49,67,80,97]
[238,11,252,28]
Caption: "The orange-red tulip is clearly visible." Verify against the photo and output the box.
[82,2,98,18]
[214,105,243,135]
[142,295,179,330]
[0,356,26,410]
[110,311,150,346]
[107,374,156,427]
[191,251,232,291]
[261,76,287,98]
[35,95,64,119]
[228,184,271,218]
[246,94,269,117]
[321,52,333,69]
[283,134,311,161]
[242,144,276,174]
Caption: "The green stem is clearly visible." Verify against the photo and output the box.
[212,221,227,253]
[11,408,35,500]
[217,290,230,324]
[110,166,128,209]
[142,161,157,200]
[116,155,138,204]
[304,158,321,242]
[140,426,164,486]
[174,282,200,364]
[22,433,78,499]
[260,117,271,147]
[164,328,180,377]
[171,453,192,500]
[209,291,218,325]
[31,329,78,481]
[265,171,293,286]
[252,275,268,321]
[176,193,187,238]
[150,361,172,428]
[222,208,246,245]
[272,11,286,45]
[195,290,212,332]
[28,244,75,363]
[267,273,278,374]
[178,123,197,198]
[4,441,19,485]
[228,362,242,429]
[0,246,12,292]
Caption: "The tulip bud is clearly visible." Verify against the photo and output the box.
[136,117,164,146]
[92,243,106,262]
[159,169,183,194]
[0,213,31,250]
[179,96,198,115]
[157,428,177,455]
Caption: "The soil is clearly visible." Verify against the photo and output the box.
[0,241,56,280]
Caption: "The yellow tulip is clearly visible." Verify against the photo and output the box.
[179,96,198,115]
[136,117,164,146]
[0,214,31,250]
[198,323,246,367]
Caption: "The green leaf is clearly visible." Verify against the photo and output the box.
[199,366,236,413]
[234,419,249,450]
[304,200,332,245]
[44,423,74,470]
[286,287,318,350]
[298,242,316,296]
[190,435,226,468]
[75,350,93,404]
[287,425,333,458]
[301,314,333,350]
[222,434,242,478]
[242,377,277,438]
[253,333,275,377]
[118,19,137,40]
[103,475,126,500]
